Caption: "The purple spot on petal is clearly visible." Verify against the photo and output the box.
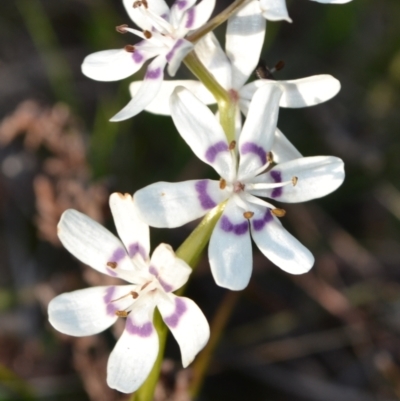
[220,215,248,235]
[241,142,267,165]
[185,8,195,28]
[195,180,217,210]
[164,298,187,328]
[252,209,273,231]
[270,170,282,198]
[146,67,162,80]
[175,0,187,10]
[126,319,153,337]
[149,266,158,276]
[128,242,147,260]
[205,141,228,163]
[149,266,173,292]
[132,51,144,63]
[111,248,126,262]
[166,39,185,63]
[104,287,118,316]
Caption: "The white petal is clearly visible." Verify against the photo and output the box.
[170,87,234,178]
[226,0,266,90]
[107,300,158,393]
[130,80,215,115]
[259,0,292,22]
[271,128,302,164]
[250,206,314,274]
[166,39,193,77]
[48,286,118,336]
[109,193,150,263]
[158,294,209,367]
[122,0,170,30]
[276,75,341,108]
[135,180,227,228]
[110,55,167,121]
[238,84,282,179]
[57,209,133,277]
[149,243,191,292]
[194,32,232,90]
[253,156,345,203]
[240,75,341,108]
[185,0,216,30]
[209,200,253,290]
[81,49,147,82]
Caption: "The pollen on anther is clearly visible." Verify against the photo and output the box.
[143,30,152,39]
[292,176,298,186]
[229,140,236,150]
[219,179,227,190]
[116,310,128,317]
[124,45,135,53]
[107,261,118,269]
[133,1,141,8]
[267,151,274,163]
[130,291,139,299]
[272,208,286,217]
[243,211,254,219]
[116,24,128,34]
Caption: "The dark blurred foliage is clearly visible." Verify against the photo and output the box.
[1,0,400,400]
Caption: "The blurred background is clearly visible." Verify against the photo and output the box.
[1,0,400,400]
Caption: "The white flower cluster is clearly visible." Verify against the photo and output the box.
[48,0,350,394]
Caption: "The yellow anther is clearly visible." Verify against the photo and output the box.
[292,176,298,186]
[267,151,274,163]
[116,24,128,34]
[143,30,152,39]
[130,291,139,299]
[115,310,128,317]
[219,178,227,190]
[271,208,286,217]
[124,45,136,53]
[243,211,254,219]
[229,140,236,150]
[107,261,117,269]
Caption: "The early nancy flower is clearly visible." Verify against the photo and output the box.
[134,85,345,291]
[48,193,209,393]
[129,0,341,118]
[81,0,215,121]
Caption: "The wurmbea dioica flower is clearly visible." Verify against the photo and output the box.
[134,85,345,290]
[129,0,340,121]
[259,0,353,23]
[48,193,210,393]
[81,0,215,122]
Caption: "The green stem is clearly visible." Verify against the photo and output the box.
[183,52,229,104]
[131,203,226,401]
[186,0,252,43]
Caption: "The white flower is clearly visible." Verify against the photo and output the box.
[134,85,345,291]
[48,193,210,393]
[81,0,215,121]
[129,0,341,123]
[260,0,353,23]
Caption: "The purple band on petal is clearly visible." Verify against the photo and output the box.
[252,209,273,231]
[126,319,153,337]
[166,39,185,63]
[241,142,267,165]
[164,297,187,328]
[195,180,217,210]
[220,215,248,235]
[111,247,126,262]
[149,266,173,292]
[104,287,118,316]
[175,0,187,10]
[128,242,147,260]
[185,8,195,28]
[205,141,228,163]
[270,170,282,198]
[132,51,144,63]
[146,67,162,80]
[106,268,118,277]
